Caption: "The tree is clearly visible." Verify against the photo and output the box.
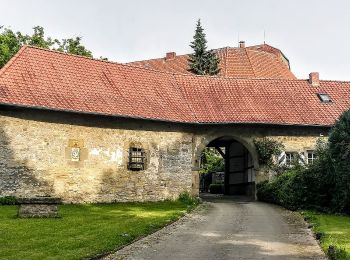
[0,27,23,68]
[188,19,220,75]
[0,26,93,68]
[200,147,224,174]
[56,37,92,58]
[329,109,350,214]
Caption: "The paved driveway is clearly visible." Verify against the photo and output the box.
[104,196,326,260]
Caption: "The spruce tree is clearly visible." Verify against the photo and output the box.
[189,19,220,75]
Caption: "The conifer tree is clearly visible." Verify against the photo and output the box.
[189,19,220,75]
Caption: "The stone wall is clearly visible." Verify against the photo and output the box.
[0,107,331,203]
[0,108,194,203]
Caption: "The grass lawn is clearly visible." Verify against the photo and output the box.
[302,211,350,259]
[0,200,196,260]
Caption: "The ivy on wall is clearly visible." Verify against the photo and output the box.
[253,137,284,167]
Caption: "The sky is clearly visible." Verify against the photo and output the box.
[1,0,349,80]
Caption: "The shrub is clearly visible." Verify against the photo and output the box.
[0,196,18,205]
[253,137,284,167]
[257,165,331,211]
[178,192,200,207]
[256,180,276,203]
[209,184,224,194]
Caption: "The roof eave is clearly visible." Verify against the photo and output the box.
[0,102,334,128]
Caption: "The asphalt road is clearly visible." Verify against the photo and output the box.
[104,196,326,260]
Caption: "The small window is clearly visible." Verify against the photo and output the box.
[285,152,297,167]
[128,147,146,171]
[307,150,317,165]
[317,93,331,103]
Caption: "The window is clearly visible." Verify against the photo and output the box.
[128,147,146,170]
[307,150,317,165]
[285,152,297,167]
[317,93,331,103]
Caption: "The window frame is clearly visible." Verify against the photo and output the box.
[307,150,317,165]
[317,93,332,103]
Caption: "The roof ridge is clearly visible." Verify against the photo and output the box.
[20,45,348,83]
[244,48,256,77]
[0,45,28,77]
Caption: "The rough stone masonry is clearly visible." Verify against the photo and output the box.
[0,107,328,203]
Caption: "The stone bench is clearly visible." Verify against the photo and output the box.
[18,197,62,218]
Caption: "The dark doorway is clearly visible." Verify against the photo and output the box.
[202,136,255,197]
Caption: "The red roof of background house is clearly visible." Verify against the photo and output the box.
[0,46,349,126]
[127,43,296,80]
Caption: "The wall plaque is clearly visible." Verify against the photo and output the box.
[71,147,80,162]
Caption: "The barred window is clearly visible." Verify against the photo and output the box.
[128,147,146,171]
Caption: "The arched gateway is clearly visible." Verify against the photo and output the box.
[192,135,259,198]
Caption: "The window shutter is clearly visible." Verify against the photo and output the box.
[299,152,306,165]
[278,151,286,166]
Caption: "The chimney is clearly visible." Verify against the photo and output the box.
[309,72,320,86]
[239,41,245,48]
[165,52,176,60]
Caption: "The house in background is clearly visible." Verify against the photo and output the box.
[127,41,295,79]
[0,43,349,203]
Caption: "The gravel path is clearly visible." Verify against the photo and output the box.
[103,196,326,260]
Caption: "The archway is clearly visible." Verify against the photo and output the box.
[197,136,258,197]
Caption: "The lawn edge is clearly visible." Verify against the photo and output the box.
[298,211,327,257]
[88,202,202,260]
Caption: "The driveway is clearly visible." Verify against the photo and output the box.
[104,195,326,260]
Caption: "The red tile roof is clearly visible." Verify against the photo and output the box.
[127,44,296,80]
[0,45,349,126]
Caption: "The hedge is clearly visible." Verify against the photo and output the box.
[209,184,224,194]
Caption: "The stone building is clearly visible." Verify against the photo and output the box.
[0,43,349,203]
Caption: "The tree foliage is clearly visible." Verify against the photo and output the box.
[200,147,224,174]
[0,26,93,68]
[188,19,220,75]
[56,37,92,57]
[329,109,350,213]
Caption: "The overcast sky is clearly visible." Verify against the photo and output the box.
[1,0,349,80]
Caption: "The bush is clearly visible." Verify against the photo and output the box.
[209,184,224,194]
[257,164,333,211]
[0,196,18,205]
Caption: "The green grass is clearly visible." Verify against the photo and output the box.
[0,200,196,260]
[302,211,350,259]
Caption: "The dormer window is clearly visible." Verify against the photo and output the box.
[317,93,331,103]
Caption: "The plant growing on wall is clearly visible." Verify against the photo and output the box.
[253,137,284,167]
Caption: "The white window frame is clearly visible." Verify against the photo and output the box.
[307,150,317,165]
